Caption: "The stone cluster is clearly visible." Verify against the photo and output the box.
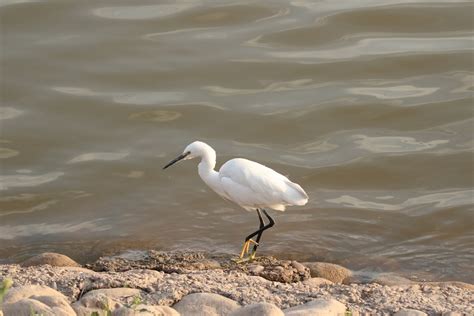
[0,252,471,316]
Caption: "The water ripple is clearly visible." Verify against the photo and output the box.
[92,4,197,20]
[0,200,58,217]
[353,135,449,153]
[291,0,473,12]
[52,86,186,105]
[0,220,112,240]
[129,110,181,122]
[268,37,474,62]
[0,148,19,159]
[327,190,474,211]
[0,0,39,7]
[0,172,64,191]
[114,92,185,105]
[348,85,439,99]
[203,79,314,96]
[0,107,23,120]
[68,152,129,164]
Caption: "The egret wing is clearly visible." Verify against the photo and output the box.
[219,158,306,209]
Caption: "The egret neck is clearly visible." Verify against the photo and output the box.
[197,146,223,197]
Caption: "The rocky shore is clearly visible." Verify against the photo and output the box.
[0,251,472,315]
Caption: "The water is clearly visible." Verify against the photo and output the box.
[0,0,473,282]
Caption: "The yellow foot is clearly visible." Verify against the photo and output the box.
[231,256,253,264]
[232,251,258,263]
[233,239,259,263]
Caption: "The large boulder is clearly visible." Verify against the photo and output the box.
[112,304,180,316]
[72,287,144,316]
[173,293,240,316]
[283,298,346,316]
[20,252,79,267]
[302,262,352,283]
[230,302,283,316]
[394,309,428,316]
[2,285,75,316]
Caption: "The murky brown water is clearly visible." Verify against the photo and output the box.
[1,0,473,282]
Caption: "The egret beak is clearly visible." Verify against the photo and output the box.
[163,152,190,170]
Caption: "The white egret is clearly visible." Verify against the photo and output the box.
[163,141,308,261]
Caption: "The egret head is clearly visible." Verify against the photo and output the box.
[163,141,213,169]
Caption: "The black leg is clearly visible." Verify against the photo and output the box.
[245,209,265,242]
[237,209,276,260]
[241,208,275,256]
[257,208,264,228]
[262,209,275,228]
[251,209,275,253]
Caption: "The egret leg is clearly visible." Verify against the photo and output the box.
[237,209,275,261]
[238,209,265,260]
[244,209,265,241]
[249,209,275,259]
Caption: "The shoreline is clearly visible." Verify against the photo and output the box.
[1,250,472,315]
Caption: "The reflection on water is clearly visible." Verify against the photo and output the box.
[327,190,474,212]
[0,172,64,191]
[0,107,23,120]
[93,4,198,20]
[353,135,448,153]
[53,86,186,105]
[348,86,439,100]
[129,110,182,122]
[0,148,19,159]
[0,220,112,240]
[268,37,474,61]
[68,152,129,164]
[0,0,473,282]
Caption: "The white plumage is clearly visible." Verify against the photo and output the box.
[163,140,309,260]
[163,141,308,211]
[219,158,308,211]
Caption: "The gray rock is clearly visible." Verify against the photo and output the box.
[3,284,61,304]
[20,252,79,267]
[290,261,306,274]
[441,312,462,316]
[422,281,474,290]
[302,262,352,283]
[230,302,284,316]
[72,287,143,316]
[258,261,310,283]
[88,250,221,273]
[302,277,333,286]
[173,293,240,316]
[88,251,310,283]
[394,309,428,316]
[2,285,75,316]
[283,298,346,316]
[342,271,376,285]
[113,304,180,316]
[371,273,414,286]
[247,264,265,274]
[2,254,474,315]
[3,299,59,316]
